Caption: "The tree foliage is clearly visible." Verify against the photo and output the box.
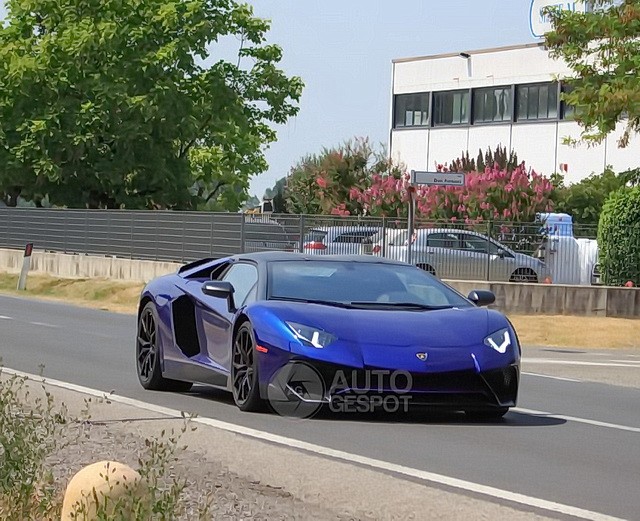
[284,138,404,215]
[551,167,638,225]
[0,0,303,209]
[544,0,640,147]
[598,186,640,286]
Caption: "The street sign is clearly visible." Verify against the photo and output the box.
[410,170,465,187]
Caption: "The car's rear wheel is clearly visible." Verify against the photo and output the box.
[137,302,193,392]
[465,407,509,420]
[417,263,436,276]
[231,322,263,412]
[509,268,538,283]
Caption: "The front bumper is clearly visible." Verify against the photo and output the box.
[260,355,519,411]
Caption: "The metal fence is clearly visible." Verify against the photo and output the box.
[0,207,600,284]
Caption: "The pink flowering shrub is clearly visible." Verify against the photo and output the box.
[348,162,554,223]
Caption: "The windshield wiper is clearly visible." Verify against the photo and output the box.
[269,296,354,308]
[349,302,455,310]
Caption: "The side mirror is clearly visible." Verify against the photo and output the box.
[202,281,236,311]
[467,290,495,307]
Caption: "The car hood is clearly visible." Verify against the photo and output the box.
[248,301,516,373]
[253,301,506,348]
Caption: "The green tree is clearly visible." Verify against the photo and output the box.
[285,137,403,215]
[0,0,303,209]
[598,186,640,286]
[551,167,635,225]
[544,0,640,147]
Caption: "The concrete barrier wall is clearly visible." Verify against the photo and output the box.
[0,248,182,283]
[1,248,638,317]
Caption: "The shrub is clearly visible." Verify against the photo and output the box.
[598,187,640,286]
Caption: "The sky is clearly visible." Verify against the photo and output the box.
[0,0,541,198]
[245,0,541,197]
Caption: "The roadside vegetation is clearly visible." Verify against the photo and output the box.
[1,271,638,349]
[0,369,212,520]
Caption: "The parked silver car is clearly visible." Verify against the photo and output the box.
[385,228,546,282]
[302,226,380,255]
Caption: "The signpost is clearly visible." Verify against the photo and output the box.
[406,171,466,265]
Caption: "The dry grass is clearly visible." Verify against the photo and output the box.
[0,272,143,314]
[508,314,640,350]
[1,271,639,349]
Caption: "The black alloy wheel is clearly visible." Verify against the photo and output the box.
[136,302,192,392]
[231,322,263,411]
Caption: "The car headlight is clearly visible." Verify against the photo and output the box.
[286,322,336,349]
[484,328,512,354]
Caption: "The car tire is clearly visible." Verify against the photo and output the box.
[465,407,509,420]
[509,268,538,283]
[136,302,193,392]
[231,321,264,412]
[417,263,436,276]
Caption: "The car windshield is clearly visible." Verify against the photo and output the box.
[267,260,472,309]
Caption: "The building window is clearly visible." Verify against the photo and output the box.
[560,83,577,120]
[393,93,429,128]
[516,83,558,121]
[473,86,512,123]
[433,90,469,125]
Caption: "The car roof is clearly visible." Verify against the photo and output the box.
[308,225,380,233]
[232,251,407,265]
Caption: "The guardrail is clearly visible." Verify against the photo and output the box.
[0,208,600,284]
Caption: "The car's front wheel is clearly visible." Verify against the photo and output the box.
[136,302,193,392]
[231,321,263,412]
[509,268,538,283]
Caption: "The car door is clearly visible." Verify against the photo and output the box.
[455,231,494,281]
[197,262,259,372]
[423,232,462,278]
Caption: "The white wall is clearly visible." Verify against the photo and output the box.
[390,130,428,171]
[393,44,572,94]
[390,44,639,182]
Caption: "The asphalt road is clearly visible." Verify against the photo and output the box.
[1,294,639,520]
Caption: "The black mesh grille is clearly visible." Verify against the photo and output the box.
[480,365,519,405]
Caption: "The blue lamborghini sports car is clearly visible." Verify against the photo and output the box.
[136,252,521,419]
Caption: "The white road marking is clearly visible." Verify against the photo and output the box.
[521,372,581,382]
[28,321,60,328]
[523,358,640,368]
[0,367,628,521]
[0,315,13,320]
[515,407,640,434]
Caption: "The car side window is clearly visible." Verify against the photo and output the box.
[459,234,492,253]
[221,263,259,307]
[426,233,459,249]
[333,231,377,244]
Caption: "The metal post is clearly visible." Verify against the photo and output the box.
[486,220,492,281]
[240,213,246,254]
[298,215,305,253]
[381,217,387,258]
[17,243,33,291]
[407,187,416,265]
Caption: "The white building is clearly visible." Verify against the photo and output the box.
[389,42,637,184]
